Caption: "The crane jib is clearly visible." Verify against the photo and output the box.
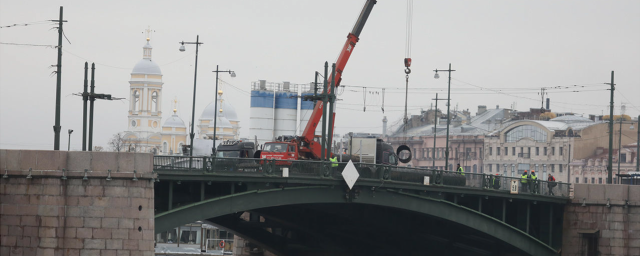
[299,0,377,158]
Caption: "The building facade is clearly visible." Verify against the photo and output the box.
[483,120,575,182]
[571,143,638,185]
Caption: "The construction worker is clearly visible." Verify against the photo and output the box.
[521,170,529,193]
[547,173,556,196]
[531,170,538,194]
[492,173,501,189]
[330,155,338,171]
[456,164,465,176]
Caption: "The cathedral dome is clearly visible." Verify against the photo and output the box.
[208,115,233,128]
[131,40,162,75]
[163,114,186,128]
[200,98,238,121]
[132,59,162,75]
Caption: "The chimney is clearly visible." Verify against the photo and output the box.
[496,105,499,109]
[259,80,267,90]
[382,116,388,137]
[546,98,550,110]
[477,105,487,115]
[283,81,290,91]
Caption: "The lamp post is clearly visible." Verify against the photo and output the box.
[67,129,73,151]
[211,65,236,155]
[179,36,203,170]
[434,64,456,170]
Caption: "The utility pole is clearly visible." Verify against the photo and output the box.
[636,115,639,173]
[88,64,96,151]
[52,6,67,150]
[606,71,615,184]
[75,63,119,151]
[433,64,455,170]
[320,62,329,161]
[82,62,88,151]
[326,63,337,159]
[539,87,547,110]
[432,93,446,169]
[617,117,623,183]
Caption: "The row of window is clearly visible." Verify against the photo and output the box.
[575,177,609,184]
[486,164,563,173]
[488,146,563,157]
[414,147,483,160]
[421,165,482,173]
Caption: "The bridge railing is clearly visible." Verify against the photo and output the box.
[153,156,570,198]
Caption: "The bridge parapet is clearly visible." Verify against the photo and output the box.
[153,155,570,199]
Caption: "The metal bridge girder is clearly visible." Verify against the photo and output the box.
[155,186,558,256]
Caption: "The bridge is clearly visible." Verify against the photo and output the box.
[153,156,570,256]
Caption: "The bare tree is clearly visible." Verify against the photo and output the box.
[93,146,104,152]
[109,133,126,152]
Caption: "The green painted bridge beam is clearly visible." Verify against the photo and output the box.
[155,186,559,256]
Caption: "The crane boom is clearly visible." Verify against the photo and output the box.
[300,0,377,159]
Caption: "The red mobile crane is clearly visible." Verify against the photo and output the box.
[260,0,378,162]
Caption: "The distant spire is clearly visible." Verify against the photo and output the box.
[173,97,178,114]
[143,26,154,59]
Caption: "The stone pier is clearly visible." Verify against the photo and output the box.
[562,184,640,255]
[0,150,155,256]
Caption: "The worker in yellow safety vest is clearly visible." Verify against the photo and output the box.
[521,170,529,192]
[330,156,338,171]
[456,164,465,176]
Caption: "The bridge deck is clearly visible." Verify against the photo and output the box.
[153,156,570,202]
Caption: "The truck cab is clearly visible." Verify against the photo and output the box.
[215,140,255,158]
[260,142,299,162]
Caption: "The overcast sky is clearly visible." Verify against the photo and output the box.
[1,0,639,150]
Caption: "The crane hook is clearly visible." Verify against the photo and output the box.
[405,67,411,75]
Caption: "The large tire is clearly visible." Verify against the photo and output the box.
[397,145,412,164]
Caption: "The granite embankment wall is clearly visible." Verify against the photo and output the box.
[0,150,155,256]
[562,184,640,256]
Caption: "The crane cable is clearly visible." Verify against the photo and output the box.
[398,0,414,164]
[403,0,413,128]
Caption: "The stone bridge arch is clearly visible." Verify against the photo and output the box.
[155,186,557,256]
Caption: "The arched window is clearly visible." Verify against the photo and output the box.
[163,142,168,154]
[133,90,140,111]
[152,91,158,112]
[505,125,547,143]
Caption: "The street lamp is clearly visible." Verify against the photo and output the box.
[179,36,203,170]
[211,65,236,155]
[68,129,73,151]
[433,64,456,170]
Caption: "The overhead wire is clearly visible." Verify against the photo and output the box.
[616,90,640,112]
[0,20,54,29]
[61,48,195,70]
[0,42,57,48]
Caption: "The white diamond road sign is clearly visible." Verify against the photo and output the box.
[342,160,360,190]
